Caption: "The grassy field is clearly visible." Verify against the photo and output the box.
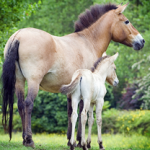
[0,133,150,150]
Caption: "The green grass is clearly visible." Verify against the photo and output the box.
[0,133,150,150]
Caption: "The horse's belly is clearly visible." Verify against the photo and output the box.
[39,72,72,93]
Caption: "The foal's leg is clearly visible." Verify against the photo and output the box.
[96,100,105,150]
[70,97,79,150]
[87,104,94,148]
[23,80,39,148]
[81,99,90,150]
[77,99,84,148]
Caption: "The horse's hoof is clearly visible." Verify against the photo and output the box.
[68,140,76,147]
[82,144,88,150]
[70,144,75,150]
[67,141,71,146]
[24,140,35,148]
[24,141,35,148]
[77,141,82,148]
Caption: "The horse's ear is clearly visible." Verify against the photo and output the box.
[102,52,107,57]
[115,3,129,14]
[117,2,123,7]
[110,52,119,62]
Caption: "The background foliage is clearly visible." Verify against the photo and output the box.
[0,0,150,133]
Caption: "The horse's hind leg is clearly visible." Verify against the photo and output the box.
[67,95,74,146]
[15,62,26,144]
[23,80,39,148]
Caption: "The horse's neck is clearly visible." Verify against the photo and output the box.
[80,14,112,58]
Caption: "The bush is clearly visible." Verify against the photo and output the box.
[119,84,142,109]
[92,109,150,136]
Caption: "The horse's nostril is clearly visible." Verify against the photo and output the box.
[142,39,145,44]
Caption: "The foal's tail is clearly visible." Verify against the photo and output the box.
[60,73,82,95]
[1,40,19,141]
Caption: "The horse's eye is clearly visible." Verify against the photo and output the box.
[125,20,129,25]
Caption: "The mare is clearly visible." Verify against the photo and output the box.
[60,52,119,150]
[2,3,145,148]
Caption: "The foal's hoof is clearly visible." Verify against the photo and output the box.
[82,144,88,150]
[87,141,91,148]
[99,141,105,150]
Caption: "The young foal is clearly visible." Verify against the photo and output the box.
[60,53,119,150]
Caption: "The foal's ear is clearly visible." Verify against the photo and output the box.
[115,3,129,14]
[111,52,119,62]
[102,52,107,57]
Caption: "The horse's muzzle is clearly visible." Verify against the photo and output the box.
[133,34,145,51]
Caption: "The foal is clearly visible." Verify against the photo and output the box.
[60,53,119,150]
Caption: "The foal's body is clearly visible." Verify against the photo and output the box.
[2,3,145,148]
[61,53,119,150]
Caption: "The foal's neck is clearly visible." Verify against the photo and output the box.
[80,13,113,58]
[94,63,109,84]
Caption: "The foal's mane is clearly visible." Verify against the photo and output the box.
[74,3,117,32]
[91,56,109,72]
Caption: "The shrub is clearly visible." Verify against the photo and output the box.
[92,109,150,136]
[119,84,142,110]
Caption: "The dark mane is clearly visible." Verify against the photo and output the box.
[74,3,117,32]
[91,56,109,72]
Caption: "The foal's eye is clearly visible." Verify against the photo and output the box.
[125,20,129,25]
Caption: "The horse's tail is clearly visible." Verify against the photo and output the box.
[60,73,82,95]
[1,40,19,141]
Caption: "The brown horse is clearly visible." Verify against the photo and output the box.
[2,3,144,148]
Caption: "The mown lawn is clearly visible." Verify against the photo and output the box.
[0,133,150,150]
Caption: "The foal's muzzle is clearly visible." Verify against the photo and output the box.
[113,78,119,87]
[133,34,145,51]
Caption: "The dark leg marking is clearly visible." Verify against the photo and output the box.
[77,100,84,147]
[23,90,36,148]
[67,97,73,146]
[17,91,26,144]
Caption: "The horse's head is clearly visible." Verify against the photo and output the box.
[111,3,145,50]
[106,53,119,86]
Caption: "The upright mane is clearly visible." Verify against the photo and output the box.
[74,3,117,32]
[91,56,109,72]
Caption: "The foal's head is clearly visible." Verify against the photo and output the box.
[91,52,119,86]
[106,53,119,86]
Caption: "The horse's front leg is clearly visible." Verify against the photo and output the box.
[86,104,94,148]
[96,100,105,150]
[23,81,39,148]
